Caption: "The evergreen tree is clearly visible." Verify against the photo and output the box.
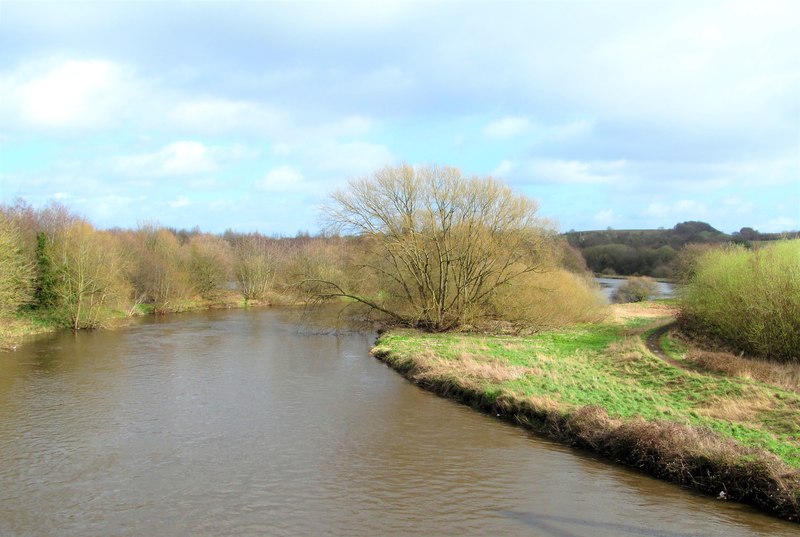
[33,232,59,309]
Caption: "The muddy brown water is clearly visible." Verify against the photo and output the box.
[0,308,796,536]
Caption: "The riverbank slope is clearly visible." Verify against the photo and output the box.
[371,302,800,521]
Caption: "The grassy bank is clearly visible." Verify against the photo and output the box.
[372,302,800,521]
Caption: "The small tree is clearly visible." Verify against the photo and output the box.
[53,221,131,329]
[123,225,192,304]
[233,236,275,303]
[187,234,232,300]
[612,276,659,303]
[310,164,558,330]
[33,232,59,309]
[0,215,33,316]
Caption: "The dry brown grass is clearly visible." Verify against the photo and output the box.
[609,301,679,324]
[696,394,776,424]
[408,350,537,384]
[686,349,800,393]
[606,337,646,362]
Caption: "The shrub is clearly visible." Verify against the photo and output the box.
[612,276,659,303]
[681,240,800,363]
[490,269,606,330]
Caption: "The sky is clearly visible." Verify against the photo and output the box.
[0,0,798,235]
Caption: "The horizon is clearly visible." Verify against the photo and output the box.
[1,1,798,235]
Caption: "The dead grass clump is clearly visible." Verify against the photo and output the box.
[686,349,800,393]
[696,396,772,424]
[609,301,679,324]
[407,351,536,384]
[606,337,646,363]
[456,354,530,382]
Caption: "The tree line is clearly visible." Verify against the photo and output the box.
[565,221,799,278]
[0,200,344,330]
[0,166,604,333]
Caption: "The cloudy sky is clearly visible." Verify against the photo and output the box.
[0,0,798,234]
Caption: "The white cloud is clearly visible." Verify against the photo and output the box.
[168,196,191,208]
[272,143,292,157]
[3,59,126,129]
[485,116,530,138]
[523,158,629,185]
[255,166,305,192]
[757,216,798,233]
[581,0,799,127]
[115,141,254,177]
[492,160,515,177]
[593,209,615,227]
[642,200,709,220]
[170,97,288,134]
[312,141,394,177]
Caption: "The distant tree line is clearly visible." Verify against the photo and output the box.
[565,221,799,278]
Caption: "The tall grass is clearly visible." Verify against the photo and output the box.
[682,240,800,363]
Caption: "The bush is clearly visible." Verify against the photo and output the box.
[491,269,606,330]
[681,240,800,363]
[612,276,659,303]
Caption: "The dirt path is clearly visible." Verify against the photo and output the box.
[643,321,691,371]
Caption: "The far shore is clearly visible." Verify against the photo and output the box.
[0,291,296,351]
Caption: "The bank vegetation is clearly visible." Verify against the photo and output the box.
[680,240,800,363]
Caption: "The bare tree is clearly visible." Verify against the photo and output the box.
[53,221,131,329]
[187,234,232,300]
[121,224,192,305]
[311,164,556,330]
[233,236,275,303]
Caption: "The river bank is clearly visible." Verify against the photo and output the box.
[0,290,297,351]
[371,302,800,521]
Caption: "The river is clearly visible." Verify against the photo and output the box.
[0,308,795,536]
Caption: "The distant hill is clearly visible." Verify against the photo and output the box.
[563,221,799,278]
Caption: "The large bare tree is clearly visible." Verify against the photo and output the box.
[311,164,556,330]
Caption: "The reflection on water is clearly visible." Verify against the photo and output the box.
[0,308,794,536]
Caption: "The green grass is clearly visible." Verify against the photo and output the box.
[376,322,800,468]
[0,309,63,349]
